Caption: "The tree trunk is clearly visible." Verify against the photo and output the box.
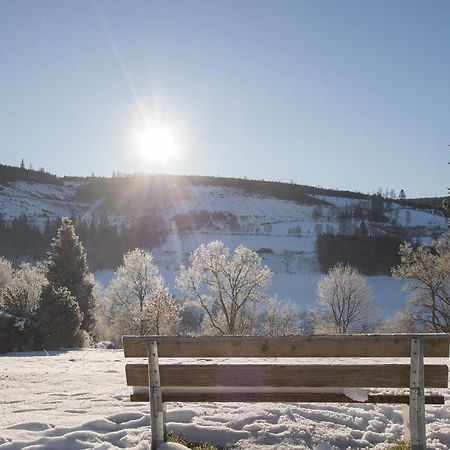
[431,293,438,332]
[140,294,145,335]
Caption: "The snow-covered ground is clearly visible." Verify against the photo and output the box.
[1,349,449,449]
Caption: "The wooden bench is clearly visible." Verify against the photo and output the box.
[123,334,449,450]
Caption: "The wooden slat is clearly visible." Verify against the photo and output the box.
[130,392,445,404]
[125,363,448,388]
[122,334,449,358]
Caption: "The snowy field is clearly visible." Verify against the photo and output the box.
[1,349,450,449]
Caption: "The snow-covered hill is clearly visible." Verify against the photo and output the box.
[153,184,447,317]
[0,179,447,317]
[0,180,90,228]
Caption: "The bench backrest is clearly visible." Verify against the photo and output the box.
[123,334,449,358]
[123,334,449,390]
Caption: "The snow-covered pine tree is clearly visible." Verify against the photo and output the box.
[46,218,96,333]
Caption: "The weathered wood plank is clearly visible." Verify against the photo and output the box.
[122,334,449,358]
[125,363,448,388]
[130,392,445,404]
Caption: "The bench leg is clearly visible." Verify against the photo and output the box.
[148,341,165,450]
[409,338,426,450]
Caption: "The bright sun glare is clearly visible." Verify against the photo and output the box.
[133,122,180,164]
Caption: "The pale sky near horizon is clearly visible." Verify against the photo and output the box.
[0,0,449,198]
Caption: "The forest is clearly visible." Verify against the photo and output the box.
[0,213,166,270]
[316,234,403,275]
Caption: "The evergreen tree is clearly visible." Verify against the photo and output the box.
[34,285,82,349]
[46,218,96,333]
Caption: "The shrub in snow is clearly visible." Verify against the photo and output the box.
[94,302,120,345]
[288,225,302,236]
[34,285,82,349]
[0,311,34,353]
[0,313,18,353]
[176,241,272,335]
[256,247,274,254]
[96,340,116,349]
[74,329,93,348]
[380,306,420,333]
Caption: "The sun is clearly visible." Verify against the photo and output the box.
[133,122,180,164]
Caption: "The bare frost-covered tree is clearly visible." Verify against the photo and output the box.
[142,288,181,335]
[0,261,50,351]
[380,306,418,333]
[0,257,13,293]
[176,241,272,335]
[392,237,450,332]
[262,297,305,336]
[315,263,376,334]
[107,248,179,336]
[1,262,47,315]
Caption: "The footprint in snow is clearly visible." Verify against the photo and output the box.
[7,422,55,432]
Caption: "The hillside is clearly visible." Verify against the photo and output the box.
[0,169,447,316]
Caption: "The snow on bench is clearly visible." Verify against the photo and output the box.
[122,334,449,450]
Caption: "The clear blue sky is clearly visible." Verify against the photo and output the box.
[0,0,449,198]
